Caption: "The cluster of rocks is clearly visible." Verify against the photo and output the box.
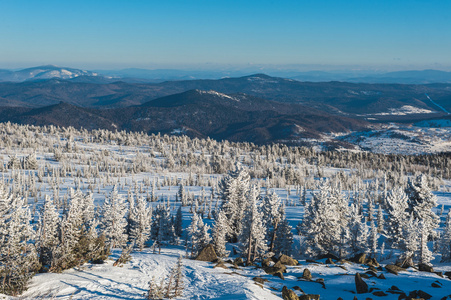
[196,246,450,300]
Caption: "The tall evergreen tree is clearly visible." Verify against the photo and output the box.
[301,182,342,258]
[151,204,176,253]
[129,196,152,251]
[0,185,38,295]
[348,203,369,256]
[369,220,378,258]
[385,187,409,249]
[405,175,439,240]
[273,205,293,256]
[261,191,282,253]
[100,186,128,250]
[438,211,451,262]
[212,209,230,258]
[219,163,250,242]
[187,212,211,257]
[239,185,267,263]
[37,195,60,268]
[174,205,183,238]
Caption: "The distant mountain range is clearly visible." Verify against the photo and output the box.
[1,72,450,117]
[0,90,368,145]
[0,65,103,82]
[0,66,450,147]
[2,65,451,84]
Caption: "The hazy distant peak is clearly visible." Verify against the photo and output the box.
[0,65,100,82]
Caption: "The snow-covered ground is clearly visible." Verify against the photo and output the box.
[372,105,436,116]
[339,123,451,154]
[19,247,280,300]
[14,247,451,300]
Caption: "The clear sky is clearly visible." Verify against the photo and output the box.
[0,0,450,71]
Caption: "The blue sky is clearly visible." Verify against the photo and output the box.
[0,0,450,70]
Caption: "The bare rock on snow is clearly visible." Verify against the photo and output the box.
[355,273,369,294]
[195,244,217,262]
[278,254,298,266]
[302,268,313,281]
[282,286,298,300]
[418,263,434,273]
[385,264,404,275]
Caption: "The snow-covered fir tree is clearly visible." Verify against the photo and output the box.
[402,214,420,266]
[37,195,60,268]
[151,204,176,253]
[0,184,38,295]
[261,191,282,253]
[273,204,293,256]
[369,220,378,258]
[219,163,250,242]
[385,187,409,250]
[212,209,230,258]
[239,185,268,263]
[178,184,188,207]
[405,174,439,240]
[348,203,369,256]
[129,196,152,251]
[55,189,85,270]
[187,212,211,257]
[100,186,128,250]
[24,152,38,169]
[301,182,342,258]
[438,211,451,262]
[419,220,433,265]
[174,205,183,238]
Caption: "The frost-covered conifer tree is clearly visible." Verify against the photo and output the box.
[405,175,439,264]
[438,211,451,262]
[273,205,293,256]
[188,212,211,257]
[212,209,229,258]
[405,175,439,240]
[401,214,420,266]
[348,203,369,255]
[369,220,378,258]
[100,186,128,250]
[219,163,250,242]
[239,185,267,263]
[174,205,183,237]
[151,204,176,253]
[129,196,152,251]
[385,187,409,249]
[24,153,38,170]
[55,189,85,269]
[0,185,38,295]
[178,184,188,207]
[37,195,60,268]
[81,192,97,240]
[419,220,433,265]
[301,182,341,258]
[261,191,281,253]
[376,205,384,233]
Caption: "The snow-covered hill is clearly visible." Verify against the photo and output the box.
[0,65,103,82]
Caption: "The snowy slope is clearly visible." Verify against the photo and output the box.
[0,65,101,82]
[12,248,451,300]
[18,247,280,300]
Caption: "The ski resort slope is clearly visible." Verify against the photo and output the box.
[18,247,281,300]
